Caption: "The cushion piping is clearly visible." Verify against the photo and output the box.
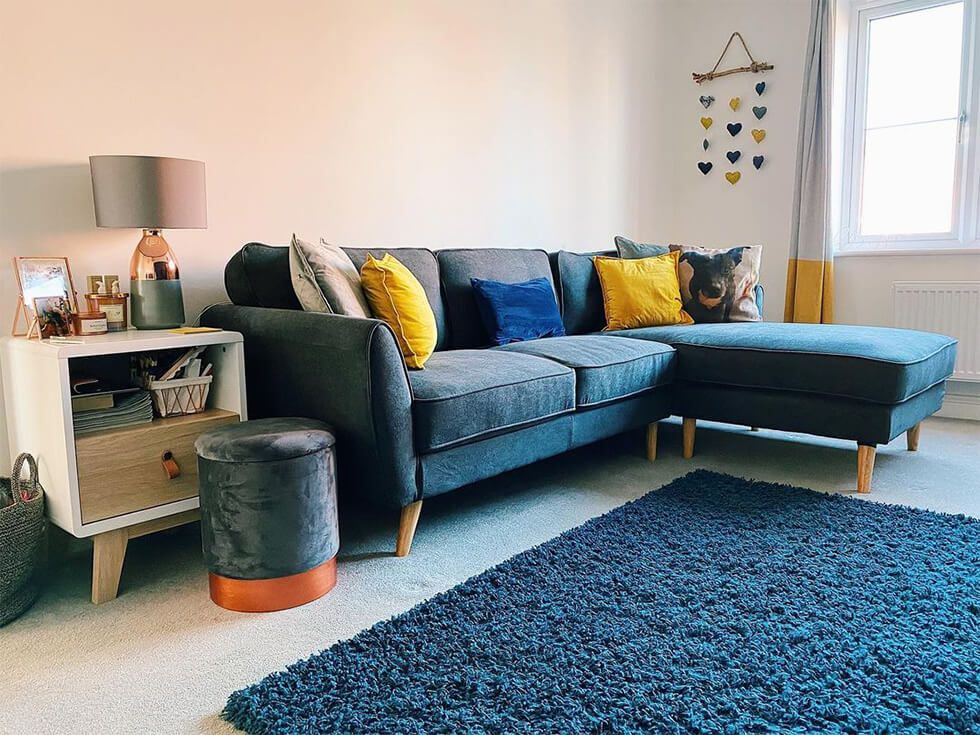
[412,369,574,403]
[417,406,576,454]
[674,374,951,406]
[655,338,958,367]
[501,349,675,371]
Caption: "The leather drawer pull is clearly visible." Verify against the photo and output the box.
[161,451,181,480]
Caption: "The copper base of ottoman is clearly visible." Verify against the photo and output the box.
[209,556,337,612]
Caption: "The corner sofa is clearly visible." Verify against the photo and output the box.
[202,244,957,556]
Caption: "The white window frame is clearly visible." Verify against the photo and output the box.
[838,0,980,255]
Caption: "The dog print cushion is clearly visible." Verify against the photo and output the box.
[669,245,762,323]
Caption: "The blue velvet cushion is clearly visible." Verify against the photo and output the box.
[610,322,957,404]
[408,349,575,453]
[470,277,566,346]
[498,335,675,407]
[438,249,557,348]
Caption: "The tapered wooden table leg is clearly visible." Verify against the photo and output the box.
[907,423,921,452]
[857,444,876,494]
[395,500,423,557]
[682,418,696,459]
[646,422,658,462]
[92,529,129,604]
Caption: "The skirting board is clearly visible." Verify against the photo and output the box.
[937,381,980,421]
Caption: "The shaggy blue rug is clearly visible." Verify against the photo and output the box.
[225,471,980,734]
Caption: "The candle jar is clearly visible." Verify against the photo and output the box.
[73,311,109,336]
[85,293,130,332]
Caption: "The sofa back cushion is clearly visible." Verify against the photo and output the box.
[555,250,613,335]
[225,243,302,310]
[343,247,449,350]
[437,248,556,349]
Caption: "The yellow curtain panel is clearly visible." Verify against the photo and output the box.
[784,257,834,324]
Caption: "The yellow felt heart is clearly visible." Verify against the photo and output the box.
[725,171,741,185]
[751,128,766,143]
[729,96,741,111]
[700,116,713,130]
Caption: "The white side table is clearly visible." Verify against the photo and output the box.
[1,330,247,603]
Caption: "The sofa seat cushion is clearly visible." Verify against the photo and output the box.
[610,322,957,404]
[409,350,575,453]
[498,336,675,408]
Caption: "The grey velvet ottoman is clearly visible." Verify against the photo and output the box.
[195,418,339,612]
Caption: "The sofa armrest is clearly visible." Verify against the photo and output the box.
[201,304,418,510]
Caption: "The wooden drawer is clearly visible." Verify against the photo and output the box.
[76,409,239,524]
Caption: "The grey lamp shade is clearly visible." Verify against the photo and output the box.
[90,155,207,229]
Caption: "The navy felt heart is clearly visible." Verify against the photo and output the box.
[755,81,766,96]
[697,161,712,175]
[752,106,767,120]
[703,139,709,151]
[726,150,741,164]
[727,122,742,137]
[699,95,714,109]
[753,155,764,170]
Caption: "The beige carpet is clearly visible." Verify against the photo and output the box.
[2,417,978,734]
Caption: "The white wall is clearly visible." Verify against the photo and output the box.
[0,0,674,471]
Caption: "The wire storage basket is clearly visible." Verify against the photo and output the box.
[147,375,213,417]
[0,453,46,626]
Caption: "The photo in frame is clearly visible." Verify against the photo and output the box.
[33,295,75,339]
[11,257,78,337]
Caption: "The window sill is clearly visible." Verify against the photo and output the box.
[834,246,980,258]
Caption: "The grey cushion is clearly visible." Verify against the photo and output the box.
[343,247,449,350]
[437,249,556,349]
[408,349,575,452]
[555,250,612,335]
[614,236,671,259]
[289,236,371,317]
[610,322,957,404]
[498,336,675,407]
[224,243,301,310]
[195,417,335,463]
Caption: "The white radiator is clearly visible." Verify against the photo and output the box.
[893,281,980,382]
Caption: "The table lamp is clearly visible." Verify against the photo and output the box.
[89,155,207,329]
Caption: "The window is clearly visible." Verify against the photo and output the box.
[841,0,979,252]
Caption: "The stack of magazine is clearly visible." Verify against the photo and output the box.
[73,390,154,435]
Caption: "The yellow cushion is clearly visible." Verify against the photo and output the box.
[593,252,694,330]
[360,254,438,369]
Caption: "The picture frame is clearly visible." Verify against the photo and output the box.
[33,295,75,339]
[11,257,78,337]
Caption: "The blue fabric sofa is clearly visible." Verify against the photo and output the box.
[202,244,957,556]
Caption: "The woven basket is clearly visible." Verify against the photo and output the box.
[0,453,46,627]
[147,375,213,418]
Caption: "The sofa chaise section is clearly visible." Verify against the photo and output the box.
[608,322,957,491]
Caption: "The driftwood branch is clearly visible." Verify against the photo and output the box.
[692,32,773,85]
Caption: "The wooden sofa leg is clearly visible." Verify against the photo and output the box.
[682,418,696,459]
[857,444,876,494]
[395,500,423,557]
[907,423,921,452]
[646,422,658,461]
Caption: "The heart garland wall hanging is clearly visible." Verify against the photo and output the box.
[693,33,770,183]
